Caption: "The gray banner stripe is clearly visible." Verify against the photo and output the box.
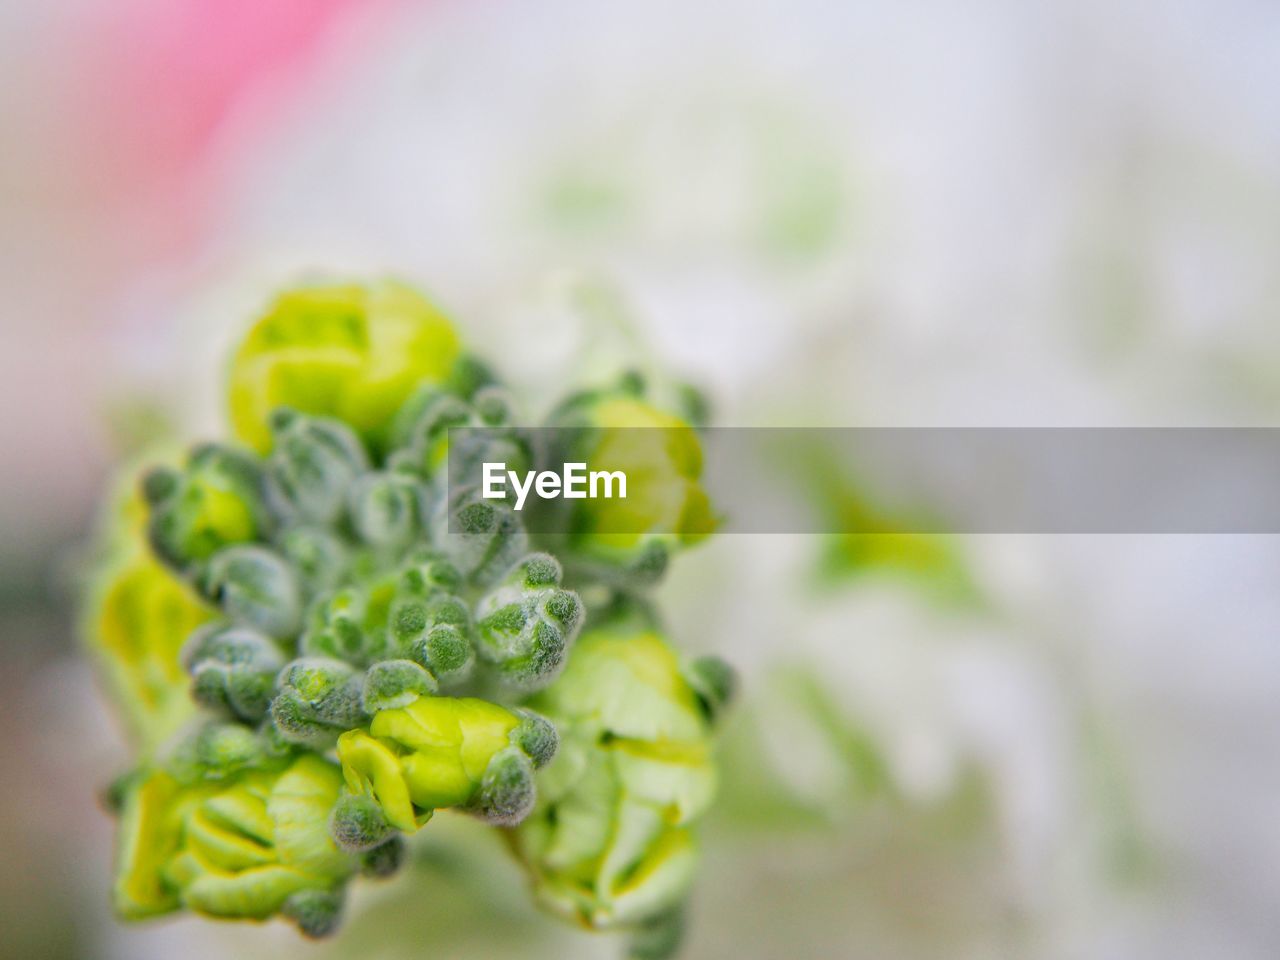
[447,428,1280,534]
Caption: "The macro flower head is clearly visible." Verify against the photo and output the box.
[84,279,733,953]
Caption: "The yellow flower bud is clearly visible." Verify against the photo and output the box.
[336,696,534,834]
[83,471,216,750]
[228,281,462,454]
[113,755,355,928]
[512,622,721,928]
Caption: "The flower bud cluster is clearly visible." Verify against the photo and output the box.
[85,281,733,955]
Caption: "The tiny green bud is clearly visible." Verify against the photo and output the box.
[435,494,529,586]
[472,386,513,425]
[270,693,341,749]
[630,538,671,584]
[391,388,472,471]
[426,593,470,628]
[270,658,366,746]
[398,550,462,595]
[361,659,438,713]
[474,554,583,689]
[520,553,561,587]
[390,597,428,644]
[348,472,424,548]
[446,353,498,399]
[282,889,344,939]
[511,709,558,769]
[182,624,285,722]
[329,792,394,853]
[176,722,266,779]
[266,410,369,525]
[145,444,267,572]
[278,526,349,594]
[576,537,670,590]
[202,545,302,638]
[275,658,366,729]
[409,623,474,684]
[675,381,712,428]
[301,589,370,664]
[567,538,672,591]
[256,716,295,760]
[471,746,536,825]
[360,836,406,879]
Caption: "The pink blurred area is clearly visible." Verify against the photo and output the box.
[0,0,407,550]
[68,0,382,238]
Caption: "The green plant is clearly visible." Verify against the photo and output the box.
[84,279,733,957]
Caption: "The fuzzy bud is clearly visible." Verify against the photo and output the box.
[182,624,285,722]
[144,445,268,573]
[271,658,366,746]
[266,410,369,525]
[201,545,302,638]
[433,493,529,587]
[361,659,438,713]
[474,553,583,689]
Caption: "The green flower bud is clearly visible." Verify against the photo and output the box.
[112,754,355,930]
[472,746,536,825]
[359,836,406,879]
[472,386,513,424]
[270,695,341,750]
[397,550,462,596]
[182,624,285,722]
[362,659,438,713]
[570,536,671,591]
[549,383,716,586]
[228,280,462,455]
[511,709,559,769]
[265,409,369,525]
[282,888,344,939]
[301,587,382,665]
[388,596,428,646]
[391,383,531,485]
[390,578,474,684]
[328,792,394,852]
[512,621,720,929]
[348,471,425,548]
[434,494,529,586]
[271,658,366,746]
[170,722,273,780]
[335,696,541,833]
[445,353,499,399]
[474,553,583,689]
[389,388,473,477]
[144,444,268,573]
[201,545,302,638]
[409,623,474,685]
[278,526,350,595]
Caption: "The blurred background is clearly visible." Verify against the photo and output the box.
[3,0,1280,957]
